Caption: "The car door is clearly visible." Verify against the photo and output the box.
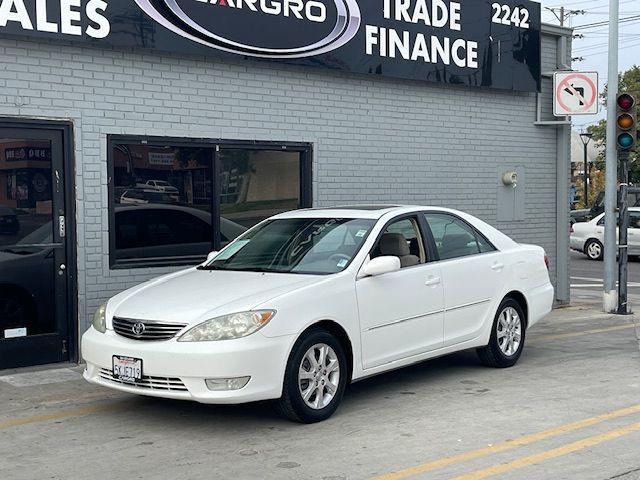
[423,213,504,347]
[356,215,444,370]
[628,211,640,255]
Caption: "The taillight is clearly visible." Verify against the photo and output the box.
[544,254,550,270]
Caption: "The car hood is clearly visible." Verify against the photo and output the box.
[108,268,325,326]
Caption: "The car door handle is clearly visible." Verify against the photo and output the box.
[425,276,441,286]
[491,263,505,271]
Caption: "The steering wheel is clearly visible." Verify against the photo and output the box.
[328,253,351,264]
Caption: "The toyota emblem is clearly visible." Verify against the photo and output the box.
[132,322,146,336]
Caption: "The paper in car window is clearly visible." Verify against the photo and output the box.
[337,259,348,268]
[355,229,368,238]
[214,240,250,260]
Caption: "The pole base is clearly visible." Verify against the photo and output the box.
[603,290,618,313]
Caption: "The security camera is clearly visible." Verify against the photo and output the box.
[502,171,518,188]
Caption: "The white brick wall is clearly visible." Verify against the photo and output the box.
[0,31,569,333]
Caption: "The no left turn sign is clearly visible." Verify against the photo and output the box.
[553,71,599,116]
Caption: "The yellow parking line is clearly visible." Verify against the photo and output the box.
[371,403,640,480]
[0,402,124,431]
[448,420,640,480]
[529,323,637,343]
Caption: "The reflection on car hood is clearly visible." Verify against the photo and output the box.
[108,268,324,326]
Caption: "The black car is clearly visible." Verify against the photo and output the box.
[0,205,20,235]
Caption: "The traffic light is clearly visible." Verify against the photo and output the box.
[616,93,637,152]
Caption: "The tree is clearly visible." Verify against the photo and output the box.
[587,66,640,182]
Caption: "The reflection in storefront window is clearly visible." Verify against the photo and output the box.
[219,150,301,243]
[109,139,308,267]
[112,144,215,263]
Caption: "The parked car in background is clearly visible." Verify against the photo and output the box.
[83,205,554,423]
[140,180,179,195]
[570,207,640,260]
[0,205,20,235]
[571,191,640,224]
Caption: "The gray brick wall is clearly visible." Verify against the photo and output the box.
[0,29,570,334]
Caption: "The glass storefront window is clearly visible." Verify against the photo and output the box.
[219,149,303,245]
[109,138,311,268]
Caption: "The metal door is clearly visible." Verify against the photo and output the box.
[0,127,70,369]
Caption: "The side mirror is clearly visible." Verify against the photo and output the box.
[206,251,219,263]
[359,256,401,278]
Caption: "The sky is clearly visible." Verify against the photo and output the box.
[539,0,640,130]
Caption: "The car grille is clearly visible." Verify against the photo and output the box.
[99,368,188,392]
[112,317,187,341]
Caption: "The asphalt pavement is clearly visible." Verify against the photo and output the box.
[2,302,640,480]
[570,250,640,307]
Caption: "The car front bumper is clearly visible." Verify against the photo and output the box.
[82,327,295,404]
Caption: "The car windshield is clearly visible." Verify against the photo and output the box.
[203,218,375,275]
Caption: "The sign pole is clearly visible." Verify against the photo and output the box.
[603,0,619,313]
[618,151,630,314]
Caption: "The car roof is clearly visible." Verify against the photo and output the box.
[273,205,467,220]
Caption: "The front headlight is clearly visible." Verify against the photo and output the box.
[178,310,275,342]
[92,303,107,333]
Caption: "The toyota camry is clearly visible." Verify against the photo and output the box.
[82,205,554,423]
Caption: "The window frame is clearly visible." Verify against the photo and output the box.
[367,213,432,269]
[421,211,498,263]
[107,135,313,269]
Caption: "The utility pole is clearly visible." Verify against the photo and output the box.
[579,132,593,208]
[603,0,619,312]
[618,151,630,313]
[545,6,585,27]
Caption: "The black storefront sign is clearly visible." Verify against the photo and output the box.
[0,0,541,92]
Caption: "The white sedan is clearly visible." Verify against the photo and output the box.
[82,206,554,423]
[570,207,640,260]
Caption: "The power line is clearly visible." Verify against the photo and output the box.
[574,14,640,30]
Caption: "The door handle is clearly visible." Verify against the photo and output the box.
[491,263,505,271]
[58,264,66,276]
[425,276,441,286]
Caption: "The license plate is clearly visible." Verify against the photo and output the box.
[112,356,143,383]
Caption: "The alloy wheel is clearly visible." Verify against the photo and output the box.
[298,343,340,410]
[497,306,522,357]
[587,241,602,259]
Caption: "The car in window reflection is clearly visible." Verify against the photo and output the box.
[82,206,554,423]
[119,189,180,205]
[114,204,247,263]
[0,205,247,336]
[0,205,20,235]
[139,180,179,195]
[0,222,55,337]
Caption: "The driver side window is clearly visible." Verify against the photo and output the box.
[371,217,425,268]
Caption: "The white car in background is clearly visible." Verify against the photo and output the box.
[82,206,554,423]
[570,207,640,260]
[139,180,179,195]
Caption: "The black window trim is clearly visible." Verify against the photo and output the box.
[421,211,499,263]
[107,135,313,269]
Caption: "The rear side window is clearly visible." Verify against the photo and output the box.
[423,213,494,260]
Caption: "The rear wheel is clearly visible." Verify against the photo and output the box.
[585,239,604,261]
[477,298,526,368]
[276,329,347,423]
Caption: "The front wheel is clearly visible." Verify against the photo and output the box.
[585,239,604,261]
[276,329,347,423]
[477,298,526,368]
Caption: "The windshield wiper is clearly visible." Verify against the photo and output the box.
[196,264,223,271]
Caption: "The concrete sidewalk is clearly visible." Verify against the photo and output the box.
[1,302,640,480]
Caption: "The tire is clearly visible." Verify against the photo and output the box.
[276,328,348,423]
[584,239,604,261]
[477,298,526,368]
